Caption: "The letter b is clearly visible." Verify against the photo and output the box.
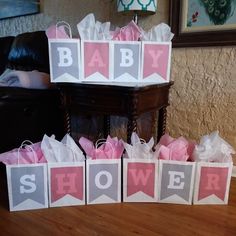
[120,48,134,67]
[57,47,73,67]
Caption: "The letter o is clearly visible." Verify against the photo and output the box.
[95,171,112,189]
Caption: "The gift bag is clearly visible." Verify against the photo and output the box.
[123,133,158,202]
[123,158,158,202]
[79,137,123,205]
[48,21,81,83]
[158,160,195,204]
[112,41,141,82]
[155,134,196,204]
[4,141,48,211]
[141,42,171,83]
[42,134,86,207]
[48,161,85,207]
[192,131,235,205]
[111,21,141,82]
[86,158,121,204]
[81,40,111,82]
[193,162,233,205]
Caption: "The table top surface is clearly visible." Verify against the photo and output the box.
[57,81,174,91]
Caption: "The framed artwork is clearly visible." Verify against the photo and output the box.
[0,0,40,20]
[169,0,236,47]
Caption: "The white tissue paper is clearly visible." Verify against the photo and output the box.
[77,13,112,40]
[41,134,85,163]
[141,23,174,42]
[123,132,155,159]
[193,131,235,163]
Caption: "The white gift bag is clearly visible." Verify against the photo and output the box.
[112,41,141,82]
[141,42,171,83]
[86,158,121,204]
[81,40,111,82]
[48,21,81,83]
[158,159,196,205]
[193,161,233,205]
[42,134,86,207]
[48,161,85,207]
[6,143,48,211]
[123,158,158,202]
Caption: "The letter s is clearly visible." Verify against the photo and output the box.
[20,175,37,194]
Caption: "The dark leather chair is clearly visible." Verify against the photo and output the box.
[0,31,65,153]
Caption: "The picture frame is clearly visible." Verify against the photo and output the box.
[0,0,40,20]
[169,0,236,47]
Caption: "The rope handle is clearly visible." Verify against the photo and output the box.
[56,21,72,39]
[95,139,115,159]
[17,140,37,165]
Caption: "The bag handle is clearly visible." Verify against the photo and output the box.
[131,138,149,159]
[95,139,115,159]
[56,21,72,39]
[17,140,37,165]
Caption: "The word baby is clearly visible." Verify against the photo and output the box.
[49,39,171,83]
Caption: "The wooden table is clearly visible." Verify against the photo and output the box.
[58,82,173,143]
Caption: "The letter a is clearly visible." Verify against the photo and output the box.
[88,49,105,67]
[20,175,37,194]
[57,47,73,67]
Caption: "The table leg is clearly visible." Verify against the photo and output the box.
[64,109,71,135]
[151,111,158,142]
[60,91,71,135]
[157,106,167,142]
[127,115,138,143]
[104,115,110,138]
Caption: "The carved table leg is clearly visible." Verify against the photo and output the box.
[60,91,71,135]
[127,94,138,144]
[65,109,71,135]
[127,115,138,144]
[151,111,158,142]
[104,115,110,138]
[157,106,167,142]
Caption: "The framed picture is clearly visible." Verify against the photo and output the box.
[169,0,236,47]
[0,0,40,20]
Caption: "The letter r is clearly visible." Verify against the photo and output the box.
[205,174,220,190]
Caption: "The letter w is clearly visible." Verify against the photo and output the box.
[129,169,152,186]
